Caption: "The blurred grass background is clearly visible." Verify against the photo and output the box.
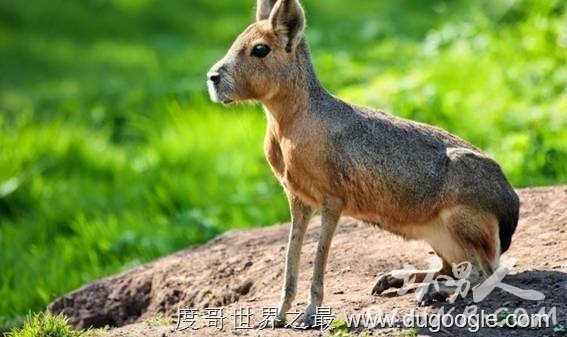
[0,0,565,330]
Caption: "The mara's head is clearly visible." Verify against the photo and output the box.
[207,0,309,105]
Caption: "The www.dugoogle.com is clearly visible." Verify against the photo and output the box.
[344,306,557,333]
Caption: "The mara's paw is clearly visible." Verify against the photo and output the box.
[371,272,395,295]
[295,305,317,330]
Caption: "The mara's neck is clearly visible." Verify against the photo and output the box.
[261,40,330,133]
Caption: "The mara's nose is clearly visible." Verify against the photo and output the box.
[208,71,221,85]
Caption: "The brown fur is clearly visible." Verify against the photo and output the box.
[207,0,519,326]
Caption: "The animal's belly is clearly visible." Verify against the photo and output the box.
[338,170,443,229]
[351,210,435,241]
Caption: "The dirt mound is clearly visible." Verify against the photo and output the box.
[49,186,567,336]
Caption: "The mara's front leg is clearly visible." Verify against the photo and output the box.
[302,197,342,328]
[276,194,312,325]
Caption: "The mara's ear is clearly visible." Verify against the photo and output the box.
[268,0,306,53]
[256,0,277,21]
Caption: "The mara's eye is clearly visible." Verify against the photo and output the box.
[251,44,271,58]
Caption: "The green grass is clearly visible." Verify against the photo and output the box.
[0,0,566,331]
[328,319,372,337]
[5,312,93,337]
[398,328,419,337]
[329,319,351,337]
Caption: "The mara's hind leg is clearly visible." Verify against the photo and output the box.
[371,257,453,296]
[419,206,501,305]
[372,217,467,296]
[372,206,501,304]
